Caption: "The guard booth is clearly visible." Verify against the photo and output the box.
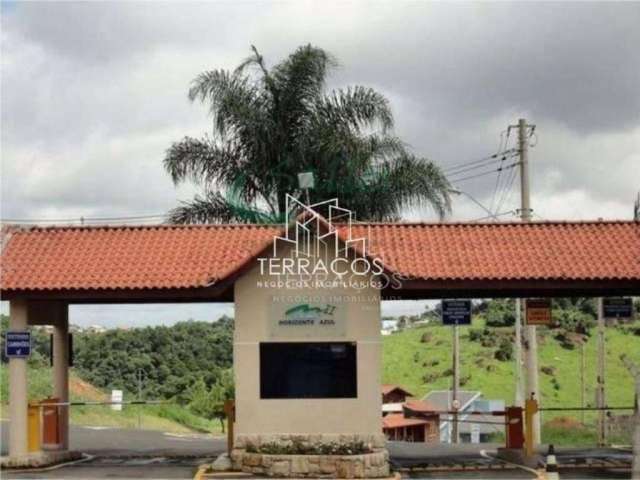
[1,213,639,470]
[232,211,385,451]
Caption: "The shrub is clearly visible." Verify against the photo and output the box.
[246,440,371,455]
[541,366,556,376]
[468,328,483,342]
[485,300,516,327]
[420,332,433,343]
[494,337,513,361]
[423,373,440,383]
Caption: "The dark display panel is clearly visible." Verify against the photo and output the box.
[260,342,357,399]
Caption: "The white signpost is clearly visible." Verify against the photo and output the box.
[111,389,123,411]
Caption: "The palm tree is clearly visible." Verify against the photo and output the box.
[164,45,451,223]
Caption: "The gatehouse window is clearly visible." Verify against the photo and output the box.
[260,342,357,399]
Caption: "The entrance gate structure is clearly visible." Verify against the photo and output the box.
[1,219,639,470]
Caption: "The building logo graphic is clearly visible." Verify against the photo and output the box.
[278,303,337,327]
[257,194,401,290]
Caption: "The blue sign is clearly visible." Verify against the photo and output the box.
[442,300,472,325]
[5,331,31,357]
[603,298,633,319]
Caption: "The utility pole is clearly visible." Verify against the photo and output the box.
[515,298,524,407]
[581,341,586,425]
[452,324,460,443]
[137,369,145,430]
[516,118,541,444]
[596,298,607,446]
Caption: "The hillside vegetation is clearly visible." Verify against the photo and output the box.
[383,318,640,444]
[1,315,233,433]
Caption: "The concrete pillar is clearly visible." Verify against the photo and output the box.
[52,304,70,450]
[8,299,29,458]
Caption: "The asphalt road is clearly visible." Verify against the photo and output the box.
[1,420,226,457]
[1,422,633,479]
[3,456,213,480]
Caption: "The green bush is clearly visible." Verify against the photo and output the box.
[246,440,371,455]
[485,300,516,327]
[494,337,513,361]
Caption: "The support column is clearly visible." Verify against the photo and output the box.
[52,303,70,450]
[9,299,29,459]
[524,306,541,445]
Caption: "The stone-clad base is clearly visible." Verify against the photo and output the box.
[0,450,83,469]
[234,433,387,450]
[232,434,389,478]
[233,450,389,478]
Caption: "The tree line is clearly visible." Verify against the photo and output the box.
[1,315,235,429]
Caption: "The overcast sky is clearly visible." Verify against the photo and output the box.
[1,2,639,326]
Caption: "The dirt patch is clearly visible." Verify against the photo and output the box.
[545,416,582,429]
[70,375,108,401]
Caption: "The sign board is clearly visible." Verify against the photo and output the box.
[442,300,472,325]
[526,299,552,325]
[5,331,31,357]
[111,390,123,411]
[603,298,633,319]
[471,423,480,444]
[270,299,345,338]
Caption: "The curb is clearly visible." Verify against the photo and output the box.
[3,453,94,474]
[480,449,545,480]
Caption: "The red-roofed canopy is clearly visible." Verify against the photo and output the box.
[1,221,639,302]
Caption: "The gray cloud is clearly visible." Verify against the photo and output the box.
[2,1,639,224]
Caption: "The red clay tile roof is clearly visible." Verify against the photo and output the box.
[403,399,439,414]
[1,221,639,293]
[0,224,280,292]
[382,413,430,429]
[350,221,640,281]
[381,384,413,396]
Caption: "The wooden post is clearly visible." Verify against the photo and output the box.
[633,380,640,480]
[223,400,235,456]
[596,298,607,446]
[621,355,640,480]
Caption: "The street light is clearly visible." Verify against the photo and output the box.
[449,188,501,221]
[298,172,315,205]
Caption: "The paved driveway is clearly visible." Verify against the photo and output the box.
[1,420,225,457]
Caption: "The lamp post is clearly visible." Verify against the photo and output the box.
[449,188,502,221]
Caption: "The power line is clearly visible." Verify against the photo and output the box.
[443,148,516,174]
[449,161,520,185]
[443,155,506,176]
[494,160,519,214]
[489,130,514,213]
[0,213,169,225]
[468,210,515,222]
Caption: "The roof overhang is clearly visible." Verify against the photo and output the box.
[2,220,639,303]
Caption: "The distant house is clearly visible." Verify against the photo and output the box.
[423,390,505,444]
[381,319,398,335]
[381,387,440,443]
[381,384,413,404]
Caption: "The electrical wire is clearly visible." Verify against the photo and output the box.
[443,150,511,173]
[443,156,505,176]
[494,164,519,214]
[1,213,169,225]
[489,130,514,213]
[468,210,515,222]
[449,161,519,185]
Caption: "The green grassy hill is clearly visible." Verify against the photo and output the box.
[0,366,221,434]
[383,320,640,444]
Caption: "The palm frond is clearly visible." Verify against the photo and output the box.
[367,153,452,220]
[163,136,241,186]
[313,86,394,133]
[167,191,278,224]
